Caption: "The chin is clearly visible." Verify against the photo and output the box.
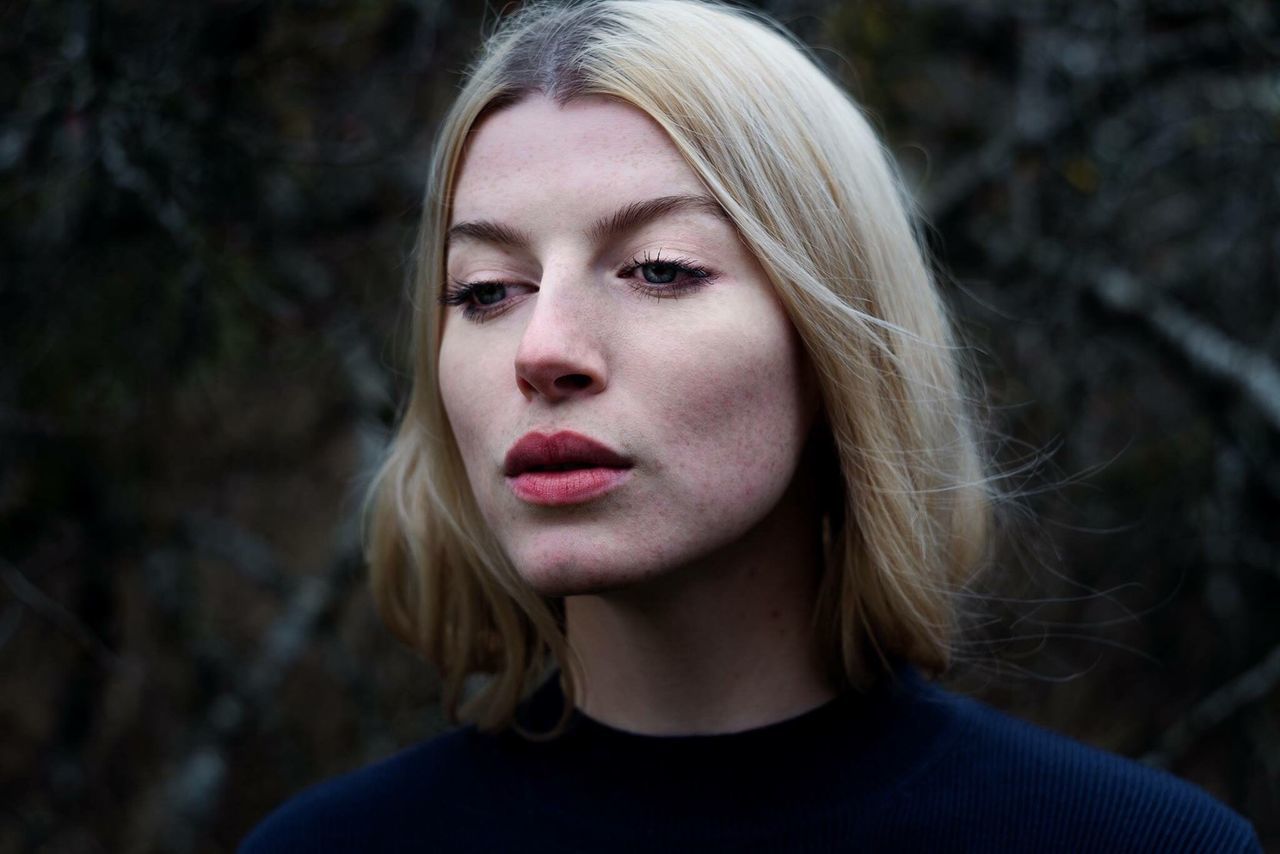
[523,572,630,599]
[509,539,667,598]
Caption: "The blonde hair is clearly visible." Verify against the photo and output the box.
[366,0,992,735]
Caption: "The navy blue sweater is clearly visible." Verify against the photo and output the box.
[241,667,1261,852]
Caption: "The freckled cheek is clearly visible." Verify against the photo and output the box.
[437,336,511,483]
[643,325,811,510]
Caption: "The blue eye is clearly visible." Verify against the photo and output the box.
[624,252,716,296]
[439,279,524,322]
[473,283,506,305]
[640,263,679,284]
[440,253,718,324]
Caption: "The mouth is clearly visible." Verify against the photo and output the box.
[503,430,633,476]
[504,431,633,506]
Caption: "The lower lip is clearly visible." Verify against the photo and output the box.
[508,467,632,506]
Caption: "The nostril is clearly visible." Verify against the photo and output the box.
[554,374,593,391]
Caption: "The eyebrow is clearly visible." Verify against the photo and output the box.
[446,193,729,250]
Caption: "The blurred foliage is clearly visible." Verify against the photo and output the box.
[2,0,1278,851]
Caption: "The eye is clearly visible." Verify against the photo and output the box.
[439,279,529,322]
[472,283,507,305]
[621,252,717,297]
[639,262,680,284]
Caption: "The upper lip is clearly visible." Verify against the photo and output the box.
[503,431,633,477]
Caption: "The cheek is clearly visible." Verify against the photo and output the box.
[437,332,507,482]
[643,309,813,516]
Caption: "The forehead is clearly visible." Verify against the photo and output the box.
[450,95,705,224]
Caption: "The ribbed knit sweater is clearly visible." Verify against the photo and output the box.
[240,666,1262,852]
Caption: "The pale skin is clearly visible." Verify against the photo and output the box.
[438,95,837,735]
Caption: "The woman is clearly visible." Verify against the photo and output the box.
[243,1,1260,850]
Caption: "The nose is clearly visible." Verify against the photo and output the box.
[513,285,608,402]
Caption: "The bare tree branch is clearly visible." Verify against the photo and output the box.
[134,318,394,852]
[0,559,128,673]
[1094,270,1280,436]
[1143,642,1280,769]
[181,512,288,593]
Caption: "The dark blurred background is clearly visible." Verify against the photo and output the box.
[2,0,1277,850]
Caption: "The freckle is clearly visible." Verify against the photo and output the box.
[770,609,781,620]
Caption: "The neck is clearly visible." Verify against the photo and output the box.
[562,473,835,735]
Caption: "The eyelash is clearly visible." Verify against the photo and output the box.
[439,251,717,323]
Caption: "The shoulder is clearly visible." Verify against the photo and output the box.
[238,727,485,853]
[881,682,1262,853]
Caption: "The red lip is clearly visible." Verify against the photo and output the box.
[504,431,633,506]
[504,431,632,476]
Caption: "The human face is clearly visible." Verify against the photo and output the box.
[438,95,818,597]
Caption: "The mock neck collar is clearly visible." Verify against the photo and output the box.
[493,661,956,821]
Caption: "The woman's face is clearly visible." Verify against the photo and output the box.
[439,95,818,597]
